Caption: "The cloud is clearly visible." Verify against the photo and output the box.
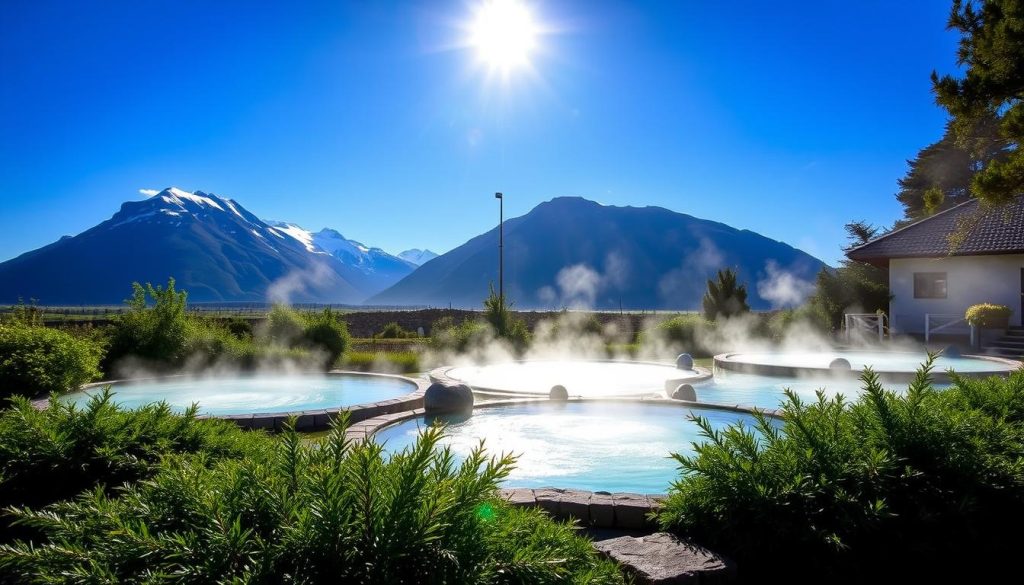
[139,188,159,197]
[757,261,815,308]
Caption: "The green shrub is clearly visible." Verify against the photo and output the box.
[265,304,305,344]
[702,268,749,321]
[658,360,1024,582]
[483,285,530,351]
[225,317,253,340]
[430,316,491,354]
[0,391,268,543]
[344,350,421,373]
[105,278,190,369]
[0,420,622,583]
[965,303,1013,328]
[301,308,351,367]
[645,314,714,357]
[376,321,418,339]
[0,323,102,398]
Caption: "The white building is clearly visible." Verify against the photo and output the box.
[847,196,1024,336]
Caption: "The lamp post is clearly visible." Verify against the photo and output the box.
[495,192,503,301]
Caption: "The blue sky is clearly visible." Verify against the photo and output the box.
[1,0,958,265]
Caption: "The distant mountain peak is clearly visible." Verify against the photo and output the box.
[0,189,420,304]
[398,249,439,266]
[371,197,827,310]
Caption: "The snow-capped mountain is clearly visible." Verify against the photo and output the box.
[0,188,409,304]
[398,248,439,266]
[267,223,416,291]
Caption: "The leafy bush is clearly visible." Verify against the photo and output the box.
[0,391,267,543]
[225,317,253,340]
[344,350,421,373]
[0,323,102,398]
[646,314,714,357]
[301,308,351,367]
[431,316,492,354]
[265,304,306,344]
[104,278,190,369]
[702,268,749,321]
[0,420,622,583]
[965,303,1013,328]
[658,361,1024,582]
[483,285,530,351]
[375,321,418,339]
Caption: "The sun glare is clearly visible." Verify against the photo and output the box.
[469,0,538,72]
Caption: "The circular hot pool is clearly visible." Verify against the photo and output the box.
[715,350,1018,381]
[435,360,710,399]
[375,400,770,494]
[60,373,419,416]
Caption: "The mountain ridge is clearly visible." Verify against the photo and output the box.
[370,196,828,310]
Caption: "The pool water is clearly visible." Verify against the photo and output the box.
[61,374,416,416]
[375,401,767,494]
[697,370,916,411]
[722,351,1015,374]
[444,360,702,398]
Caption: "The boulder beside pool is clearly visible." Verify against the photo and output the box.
[671,383,697,401]
[829,357,852,370]
[676,353,694,370]
[424,383,474,413]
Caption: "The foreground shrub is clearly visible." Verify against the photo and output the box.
[658,361,1024,582]
[0,323,102,398]
[0,419,622,584]
[0,391,268,543]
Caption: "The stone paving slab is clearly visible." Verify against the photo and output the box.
[594,532,735,584]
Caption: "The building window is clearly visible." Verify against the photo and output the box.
[914,272,947,299]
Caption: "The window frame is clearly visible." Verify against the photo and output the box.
[913,272,947,299]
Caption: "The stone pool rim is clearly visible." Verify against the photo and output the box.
[713,351,1021,382]
[37,370,430,432]
[429,359,714,398]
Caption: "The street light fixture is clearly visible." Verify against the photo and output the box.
[495,192,503,301]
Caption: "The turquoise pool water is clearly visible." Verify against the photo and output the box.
[61,374,416,416]
[375,401,767,494]
[696,370,916,411]
[721,350,1016,374]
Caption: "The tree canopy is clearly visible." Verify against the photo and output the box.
[931,0,1024,205]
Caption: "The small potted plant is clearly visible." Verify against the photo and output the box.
[965,303,1013,330]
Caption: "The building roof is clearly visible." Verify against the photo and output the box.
[846,195,1024,265]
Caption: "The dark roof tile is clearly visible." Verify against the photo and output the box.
[846,196,1024,262]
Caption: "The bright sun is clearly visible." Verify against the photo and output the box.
[469,0,538,72]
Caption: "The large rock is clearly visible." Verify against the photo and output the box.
[423,383,474,413]
[594,532,735,584]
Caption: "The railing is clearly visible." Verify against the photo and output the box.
[924,313,969,343]
[844,313,888,343]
